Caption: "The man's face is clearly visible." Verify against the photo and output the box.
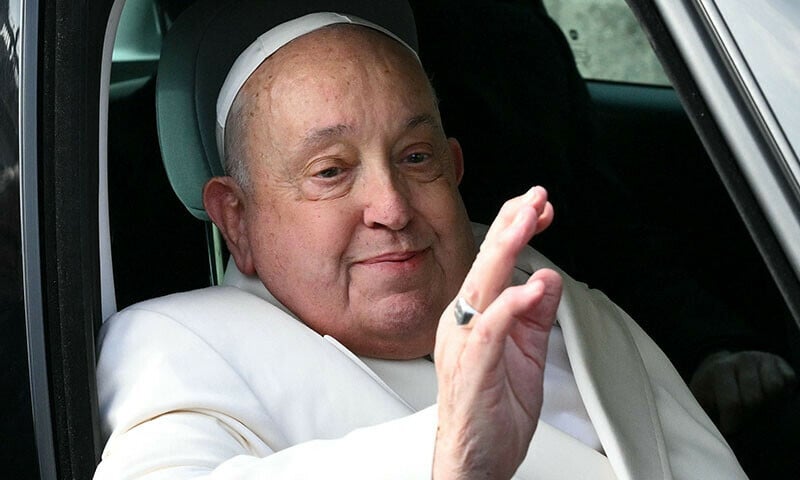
[223,26,475,359]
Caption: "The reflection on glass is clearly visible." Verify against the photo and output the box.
[1,0,39,476]
[714,0,800,159]
[1,0,23,314]
[543,0,670,85]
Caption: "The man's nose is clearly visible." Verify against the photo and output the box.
[360,168,413,231]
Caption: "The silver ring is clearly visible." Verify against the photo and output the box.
[454,297,479,326]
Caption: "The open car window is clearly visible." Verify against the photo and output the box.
[102,1,798,478]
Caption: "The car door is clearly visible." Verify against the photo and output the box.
[1,0,116,477]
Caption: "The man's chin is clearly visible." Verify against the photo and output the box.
[369,289,442,320]
[351,328,436,359]
[354,299,440,357]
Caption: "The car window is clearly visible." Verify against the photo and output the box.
[543,0,670,86]
[416,1,797,477]
[542,1,799,477]
[100,1,799,479]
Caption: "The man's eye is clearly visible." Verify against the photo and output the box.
[404,152,430,164]
[315,167,343,179]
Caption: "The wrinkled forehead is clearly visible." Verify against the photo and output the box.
[236,24,427,109]
[216,13,420,164]
[227,26,439,167]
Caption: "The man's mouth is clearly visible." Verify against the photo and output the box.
[360,250,424,264]
[354,248,432,273]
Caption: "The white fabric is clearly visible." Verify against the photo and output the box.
[509,258,602,450]
[224,236,601,451]
[541,325,604,451]
[94,225,746,479]
[215,12,419,165]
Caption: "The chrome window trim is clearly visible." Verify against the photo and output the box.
[653,0,800,282]
[701,0,800,194]
[19,0,57,477]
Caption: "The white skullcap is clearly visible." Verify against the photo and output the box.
[215,12,420,165]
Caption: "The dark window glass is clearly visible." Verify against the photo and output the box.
[1,0,39,476]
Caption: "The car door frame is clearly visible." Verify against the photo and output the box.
[22,0,115,477]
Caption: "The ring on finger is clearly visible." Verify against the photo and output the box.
[454,297,480,326]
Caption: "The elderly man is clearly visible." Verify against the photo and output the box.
[95,3,745,479]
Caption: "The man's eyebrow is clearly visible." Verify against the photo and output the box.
[301,115,440,148]
[303,124,353,148]
[406,113,441,131]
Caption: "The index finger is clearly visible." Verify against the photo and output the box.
[459,186,551,312]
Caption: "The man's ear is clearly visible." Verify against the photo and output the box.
[203,176,256,276]
[447,137,465,184]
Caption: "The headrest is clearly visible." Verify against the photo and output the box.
[156,0,419,220]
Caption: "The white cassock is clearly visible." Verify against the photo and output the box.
[94,224,746,479]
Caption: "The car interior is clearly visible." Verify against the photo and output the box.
[31,0,794,477]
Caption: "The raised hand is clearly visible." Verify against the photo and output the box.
[433,186,562,479]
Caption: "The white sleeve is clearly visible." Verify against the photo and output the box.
[95,405,437,479]
[94,290,437,479]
